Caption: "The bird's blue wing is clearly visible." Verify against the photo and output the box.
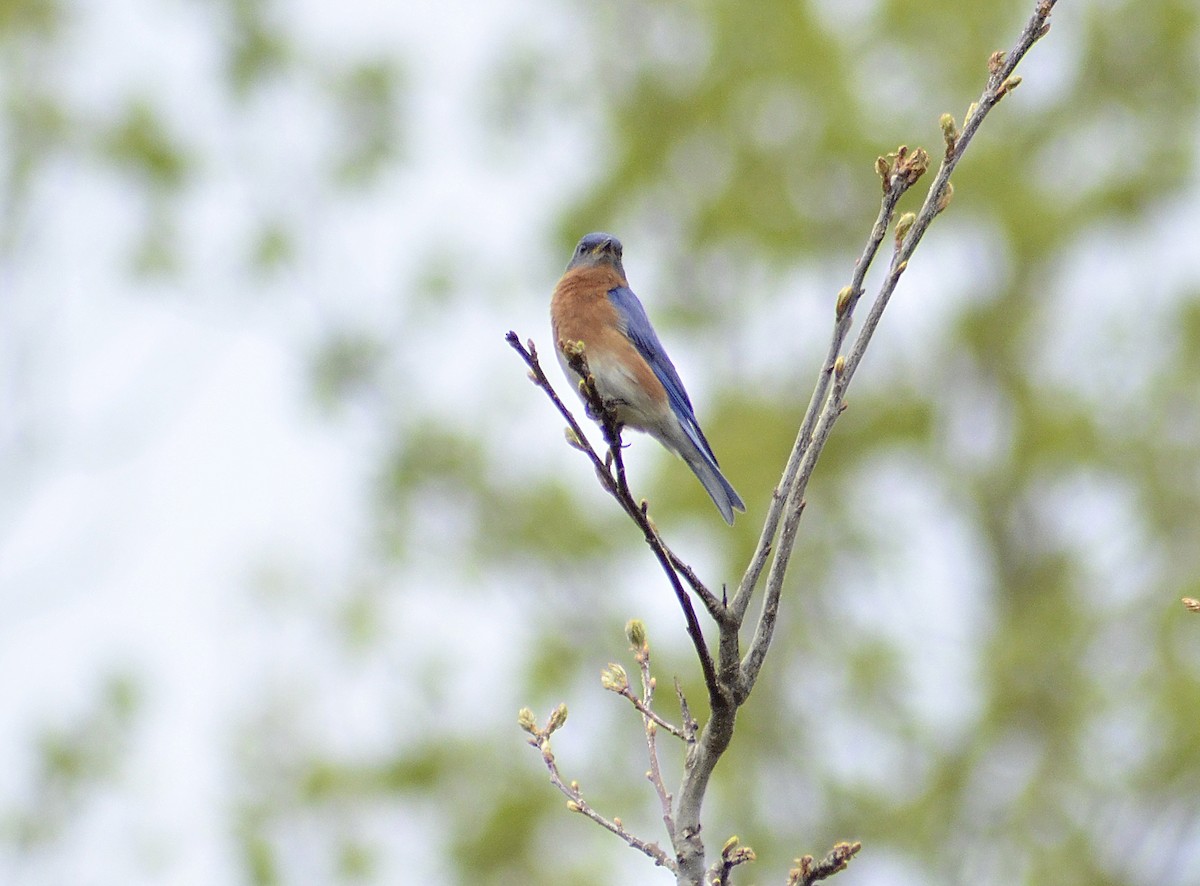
[606,285,720,465]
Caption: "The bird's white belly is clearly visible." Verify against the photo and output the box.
[559,349,669,437]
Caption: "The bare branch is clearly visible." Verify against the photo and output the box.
[629,629,678,846]
[731,167,914,624]
[665,547,733,625]
[506,332,726,706]
[738,0,1058,696]
[506,333,616,486]
[606,670,688,742]
[519,705,675,871]
[674,677,699,745]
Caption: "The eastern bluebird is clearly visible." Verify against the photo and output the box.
[550,232,745,524]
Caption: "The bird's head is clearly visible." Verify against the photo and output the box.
[566,232,626,279]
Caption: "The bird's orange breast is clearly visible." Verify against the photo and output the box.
[550,266,623,346]
[549,266,667,418]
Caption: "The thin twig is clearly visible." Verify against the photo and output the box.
[521,706,675,871]
[787,842,863,886]
[506,334,614,488]
[730,170,913,623]
[618,685,687,740]
[679,4,1060,881]
[507,331,727,616]
[633,638,677,845]
[665,548,731,624]
[506,332,726,707]
[674,677,699,745]
[603,658,688,740]
[605,437,727,629]
[737,1,1058,696]
[647,541,721,707]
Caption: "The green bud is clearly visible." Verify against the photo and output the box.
[722,835,756,867]
[517,707,538,734]
[626,619,647,649]
[548,702,568,733]
[600,663,629,692]
[936,181,955,213]
[940,113,958,155]
[835,285,853,319]
[907,147,930,180]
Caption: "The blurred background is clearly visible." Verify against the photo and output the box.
[2,0,1199,883]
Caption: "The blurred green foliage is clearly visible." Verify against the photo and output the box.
[100,99,191,191]
[310,329,388,410]
[221,0,293,95]
[329,59,407,186]
[2,674,140,850]
[248,217,296,273]
[0,0,59,39]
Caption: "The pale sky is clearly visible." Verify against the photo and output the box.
[0,1,584,882]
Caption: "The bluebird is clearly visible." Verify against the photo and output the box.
[550,232,745,524]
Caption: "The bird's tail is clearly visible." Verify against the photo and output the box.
[682,449,746,526]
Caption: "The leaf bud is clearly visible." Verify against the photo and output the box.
[600,663,629,692]
[835,285,853,319]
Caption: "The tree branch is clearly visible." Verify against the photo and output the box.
[629,627,678,846]
[506,332,726,706]
[737,0,1058,697]
[514,4,1059,882]
[518,704,675,871]
[731,167,914,624]
[604,662,687,742]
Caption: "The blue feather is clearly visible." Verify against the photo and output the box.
[606,286,722,469]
